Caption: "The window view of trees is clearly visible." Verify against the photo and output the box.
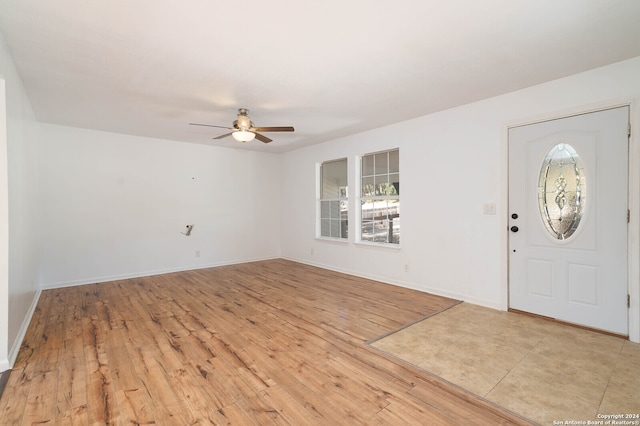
[361,149,399,244]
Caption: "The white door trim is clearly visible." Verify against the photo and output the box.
[501,98,640,343]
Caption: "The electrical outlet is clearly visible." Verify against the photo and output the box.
[310,248,314,255]
[195,250,200,258]
[404,264,409,272]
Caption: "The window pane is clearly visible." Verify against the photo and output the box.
[362,155,374,176]
[361,221,374,242]
[340,200,348,220]
[322,159,347,199]
[391,215,400,244]
[320,200,348,238]
[361,199,399,244]
[375,181,397,196]
[362,176,375,197]
[389,149,399,173]
[389,173,399,195]
[330,219,341,238]
[375,180,385,196]
[340,202,348,238]
[373,219,388,243]
[321,219,331,237]
[329,200,340,219]
[320,200,330,218]
[374,153,388,174]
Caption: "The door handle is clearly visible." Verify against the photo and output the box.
[510,226,519,232]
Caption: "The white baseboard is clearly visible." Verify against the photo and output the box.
[7,288,41,368]
[281,256,504,311]
[41,256,279,290]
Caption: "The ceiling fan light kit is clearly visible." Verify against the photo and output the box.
[190,108,294,144]
[232,130,256,142]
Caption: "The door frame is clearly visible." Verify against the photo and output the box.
[502,99,640,343]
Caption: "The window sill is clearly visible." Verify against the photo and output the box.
[354,241,401,251]
[315,236,350,244]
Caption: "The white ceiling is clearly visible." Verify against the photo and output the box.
[1,1,640,153]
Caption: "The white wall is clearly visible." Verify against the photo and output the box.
[38,124,282,288]
[281,56,640,340]
[0,75,8,372]
[0,33,41,371]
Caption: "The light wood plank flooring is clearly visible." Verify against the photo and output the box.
[0,259,532,425]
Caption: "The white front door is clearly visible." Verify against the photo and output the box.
[508,107,629,335]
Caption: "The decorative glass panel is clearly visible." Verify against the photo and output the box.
[538,143,586,240]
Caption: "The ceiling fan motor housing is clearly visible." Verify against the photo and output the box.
[236,109,252,130]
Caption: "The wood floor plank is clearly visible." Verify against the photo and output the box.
[82,316,119,425]
[106,335,157,425]
[56,403,89,425]
[21,369,58,425]
[127,347,194,425]
[57,320,87,413]
[0,367,30,424]
[0,259,534,425]
[377,393,461,425]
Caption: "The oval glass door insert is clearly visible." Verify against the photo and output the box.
[538,143,586,240]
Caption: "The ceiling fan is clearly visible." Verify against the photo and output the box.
[189,108,294,143]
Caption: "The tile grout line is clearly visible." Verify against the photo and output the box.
[482,315,547,399]
[595,339,627,416]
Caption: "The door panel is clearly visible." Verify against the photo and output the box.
[568,263,598,305]
[509,107,629,335]
[527,259,552,298]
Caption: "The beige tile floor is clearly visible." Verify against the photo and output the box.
[371,303,640,426]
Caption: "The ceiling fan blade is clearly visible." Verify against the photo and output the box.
[190,123,233,130]
[252,126,294,132]
[213,132,234,140]
[254,133,272,143]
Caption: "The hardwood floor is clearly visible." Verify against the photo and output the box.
[0,260,533,425]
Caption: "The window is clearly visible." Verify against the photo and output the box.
[319,158,348,239]
[538,143,586,240]
[360,149,399,244]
